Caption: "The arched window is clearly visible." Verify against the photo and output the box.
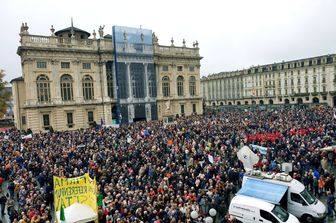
[177,76,184,96]
[36,75,51,102]
[82,75,94,100]
[189,76,196,96]
[60,74,73,101]
[162,76,170,97]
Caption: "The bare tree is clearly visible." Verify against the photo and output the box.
[0,69,10,118]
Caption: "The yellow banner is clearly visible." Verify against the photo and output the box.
[53,173,97,214]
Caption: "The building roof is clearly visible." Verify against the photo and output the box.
[104,34,112,39]
[10,76,24,83]
[55,26,91,37]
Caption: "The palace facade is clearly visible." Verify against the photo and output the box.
[201,55,336,107]
[12,23,202,132]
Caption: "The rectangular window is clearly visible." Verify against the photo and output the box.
[21,116,26,125]
[180,104,185,114]
[83,63,91,69]
[189,66,195,72]
[306,88,308,93]
[162,65,168,71]
[67,112,73,128]
[88,111,94,125]
[322,66,325,72]
[177,66,183,71]
[37,61,47,69]
[61,62,70,69]
[192,103,196,113]
[43,114,50,130]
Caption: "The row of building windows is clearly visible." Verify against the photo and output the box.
[36,73,159,102]
[22,110,95,130]
[162,65,195,72]
[246,57,334,74]
[37,74,94,102]
[36,61,91,70]
[162,76,196,97]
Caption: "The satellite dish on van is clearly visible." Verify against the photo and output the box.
[281,162,293,174]
[237,146,259,171]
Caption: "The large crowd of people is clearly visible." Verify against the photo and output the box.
[0,105,335,222]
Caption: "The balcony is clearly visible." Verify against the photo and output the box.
[293,93,309,97]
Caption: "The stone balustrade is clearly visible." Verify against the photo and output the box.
[20,34,113,51]
[154,45,200,57]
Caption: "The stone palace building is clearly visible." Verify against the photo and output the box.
[201,54,336,107]
[11,23,202,132]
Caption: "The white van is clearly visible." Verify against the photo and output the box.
[240,172,327,222]
[229,195,299,223]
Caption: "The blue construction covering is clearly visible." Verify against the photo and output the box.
[237,178,288,204]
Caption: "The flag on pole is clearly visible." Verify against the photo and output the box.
[60,205,65,221]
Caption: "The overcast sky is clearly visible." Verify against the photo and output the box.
[1,0,336,82]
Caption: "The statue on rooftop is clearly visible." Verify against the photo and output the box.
[20,22,29,34]
[98,25,105,38]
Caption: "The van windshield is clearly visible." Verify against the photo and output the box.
[271,205,289,222]
[300,189,316,205]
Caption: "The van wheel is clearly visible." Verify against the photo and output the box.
[302,214,314,223]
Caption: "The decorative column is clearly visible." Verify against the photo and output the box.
[75,60,82,103]
[113,62,117,99]
[128,104,134,123]
[156,64,161,97]
[50,60,62,104]
[25,59,37,105]
[101,62,109,100]
[145,103,152,121]
[144,63,150,98]
[126,62,132,100]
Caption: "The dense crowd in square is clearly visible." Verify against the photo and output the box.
[0,106,335,222]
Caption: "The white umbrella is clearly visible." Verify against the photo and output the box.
[56,203,97,223]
